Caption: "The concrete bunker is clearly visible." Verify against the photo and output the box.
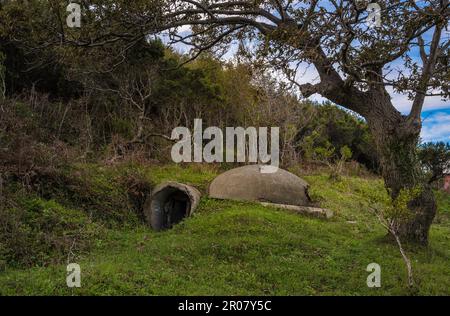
[144,182,201,231]
[209,165,333,219]
[209,165,312,206]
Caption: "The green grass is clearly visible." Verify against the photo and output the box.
[1,164,449,295]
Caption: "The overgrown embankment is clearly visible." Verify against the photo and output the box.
[0,163,449,295]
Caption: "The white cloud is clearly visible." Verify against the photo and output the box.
[421,112,450,143]
[388,88,450,114]
[178,25,191,33]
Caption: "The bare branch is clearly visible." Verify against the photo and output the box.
[409,23,445,122]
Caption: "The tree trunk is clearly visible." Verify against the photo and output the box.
[365,94,437,245]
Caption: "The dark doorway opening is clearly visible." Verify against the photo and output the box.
[163,191,191,229]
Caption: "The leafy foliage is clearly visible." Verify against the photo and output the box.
[419,142,450,184]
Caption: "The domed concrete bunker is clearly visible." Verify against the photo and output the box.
[144,182,201,231]
[209,165,312,205]
[209,165,332,219]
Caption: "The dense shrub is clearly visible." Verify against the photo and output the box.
[0,195,103,269]
[0,163,155,269]
[28,165,151,226]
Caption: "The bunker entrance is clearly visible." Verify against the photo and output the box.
[145,182,201,231]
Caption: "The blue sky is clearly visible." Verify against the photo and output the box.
[421,108,450,143]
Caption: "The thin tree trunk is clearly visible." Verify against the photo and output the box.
[392,231,414,287]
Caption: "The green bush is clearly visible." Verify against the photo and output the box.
[33,166,144,226]
[0,196,103,269]
[0,163,156,270]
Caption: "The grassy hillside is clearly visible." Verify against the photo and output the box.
[0,164,449,295]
